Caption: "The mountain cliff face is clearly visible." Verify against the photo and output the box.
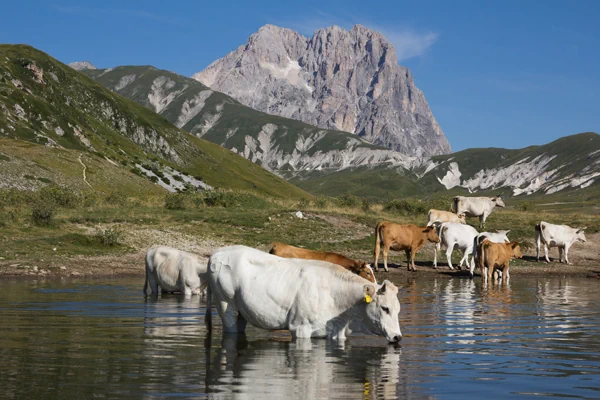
[193,24,451,157]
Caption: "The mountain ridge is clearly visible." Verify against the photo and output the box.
[0,44,308,198]
[192,24,451,157]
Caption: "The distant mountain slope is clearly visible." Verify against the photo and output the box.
[193,24,451,157]
[0,45,308,198]
[294,132,600,199]
[82,65,417,177]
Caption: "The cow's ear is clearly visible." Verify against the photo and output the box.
[511,242,520,249]
[364,284,376,301]
[577,227,587,233]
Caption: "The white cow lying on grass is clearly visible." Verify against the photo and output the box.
[144,246,208,297]
[433,222,479,270]
[205,245,402,342]
[535,221,586,264]
[470,230,510,278]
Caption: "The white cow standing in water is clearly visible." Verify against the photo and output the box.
[144,246,208,297]
[535,221,587,264]
[205,245,402,343]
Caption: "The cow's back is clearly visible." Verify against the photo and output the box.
[208,246,365,330]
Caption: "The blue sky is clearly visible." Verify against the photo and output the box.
[2,0,599,152]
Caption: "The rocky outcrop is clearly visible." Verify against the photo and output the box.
[193,24,451,157]
[68,61,97,71]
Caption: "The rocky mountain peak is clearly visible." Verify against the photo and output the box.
[68,61,97,71]
[193,24,451,157]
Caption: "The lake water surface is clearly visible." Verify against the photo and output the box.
[0,275,599,399]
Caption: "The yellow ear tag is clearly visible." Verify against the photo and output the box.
[364,294,372,303]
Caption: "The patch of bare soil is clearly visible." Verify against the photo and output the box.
[311,213,371,242]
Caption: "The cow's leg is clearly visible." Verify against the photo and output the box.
[374,239,381,272]
[479,214,485,229]
[564,244,571,265]
[410,248,417,271]
[446,244,455,270]
[382,244,390,272]
[147,271,159,295]
[236,313,248,334]
[488,265,494,282]
[536,230,541,261]
[291,324,313,339]
[505,267,510,283]
[216,301,239,333]
[558,247,563,263]
[434,242,440,269]
[544,243,551,263]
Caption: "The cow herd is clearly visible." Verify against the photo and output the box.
[143,195,588,342]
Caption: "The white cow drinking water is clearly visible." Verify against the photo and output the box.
[204,245,402,342]
[470,230,510,277]
[144,246,208,297]
[535,221,586,264]
[452,195,505,228]
[433,222,479,270]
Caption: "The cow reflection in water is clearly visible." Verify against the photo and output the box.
[205,335,405,399]
[143,295,205,345]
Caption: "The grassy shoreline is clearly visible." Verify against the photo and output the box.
[1,189,599,279]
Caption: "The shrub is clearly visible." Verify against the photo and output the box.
[150,176,159,183]
[384,199,428,215]
[161,177,171,185]
[314,197,329,208]
[172,174,184,182]
[164,193,186,210]
[104,192,128,206]
[339,194,361,208]
[38,185,82,208]
[0,189,35,208]
[31,202,55,226]
[361,198,371,213]
[517,202,533,212]
[200,190,269,209]
[0,210,17,227]
[297,198,311,208]
[120,159,128,166]
[95,228,121,246]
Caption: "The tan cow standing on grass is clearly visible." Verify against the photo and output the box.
[477,240,523,283]
[374,221,440,272]
[426,209,467,227]
[269,242,376,283]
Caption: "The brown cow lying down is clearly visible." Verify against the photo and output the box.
[374,221,440,272]
[478,240,523,282]
[269,242,376,283]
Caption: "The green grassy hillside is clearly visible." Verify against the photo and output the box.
[0,45,308,198]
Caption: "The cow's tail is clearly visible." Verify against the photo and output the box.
[480,241,488,276]
[204,279,213,332]
[143,249,151,296]
[451,197,459,213]
[374,222,384,263]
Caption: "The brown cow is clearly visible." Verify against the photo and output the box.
[478,240,523,282]
[374,221,440,272]
[268,242,376,283]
